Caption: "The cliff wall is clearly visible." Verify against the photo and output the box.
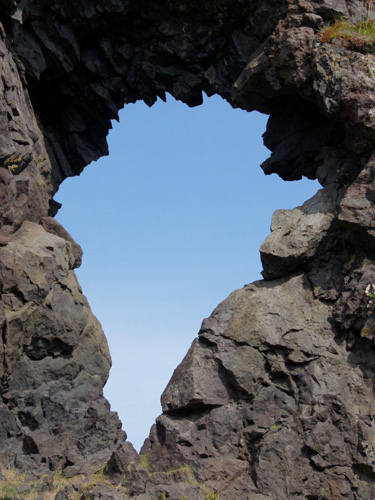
[0,0,375,498]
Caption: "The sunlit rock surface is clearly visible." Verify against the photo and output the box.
[0,0,375,498]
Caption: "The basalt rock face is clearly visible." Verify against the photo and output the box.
[1,0,375,499]
[0,221,136,476]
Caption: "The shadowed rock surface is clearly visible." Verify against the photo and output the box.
[0,0,375,498]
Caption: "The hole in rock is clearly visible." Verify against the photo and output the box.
[56,93,319,451]
[23,336,74,360]
[18,411,39,431]
[22,435,39,455]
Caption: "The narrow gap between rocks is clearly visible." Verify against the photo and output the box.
[55,93,319,451]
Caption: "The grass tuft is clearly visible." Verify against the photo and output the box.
[138,454,151,473]
[319,0,375,50]
[205,493,220,500]
[319,19,375,46]
[0,465,127,500]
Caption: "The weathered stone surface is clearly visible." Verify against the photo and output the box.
[260,186,337,279]
[141,274,375,499]
[161,338,230,413]
[339,153,375,242]
[1,0,367,188]
[0,221,128,475]
[40,216,83,268]
[1,0,375,498]
[0,24,54,232]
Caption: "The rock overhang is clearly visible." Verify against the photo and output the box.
[4,0,367,191]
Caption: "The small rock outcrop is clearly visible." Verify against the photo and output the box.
[1,0,375,498]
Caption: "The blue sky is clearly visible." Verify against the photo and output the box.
[56,93,319,451]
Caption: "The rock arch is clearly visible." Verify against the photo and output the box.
[0,0,375,498]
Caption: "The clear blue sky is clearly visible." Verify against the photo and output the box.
[56,93,319,451]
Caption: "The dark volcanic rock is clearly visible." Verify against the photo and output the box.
[141,273,375,499]
[1,0,375,498]
[0,221,129,474]
[260,185,337,279]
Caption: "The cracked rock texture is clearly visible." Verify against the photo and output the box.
[1,0,375,498]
